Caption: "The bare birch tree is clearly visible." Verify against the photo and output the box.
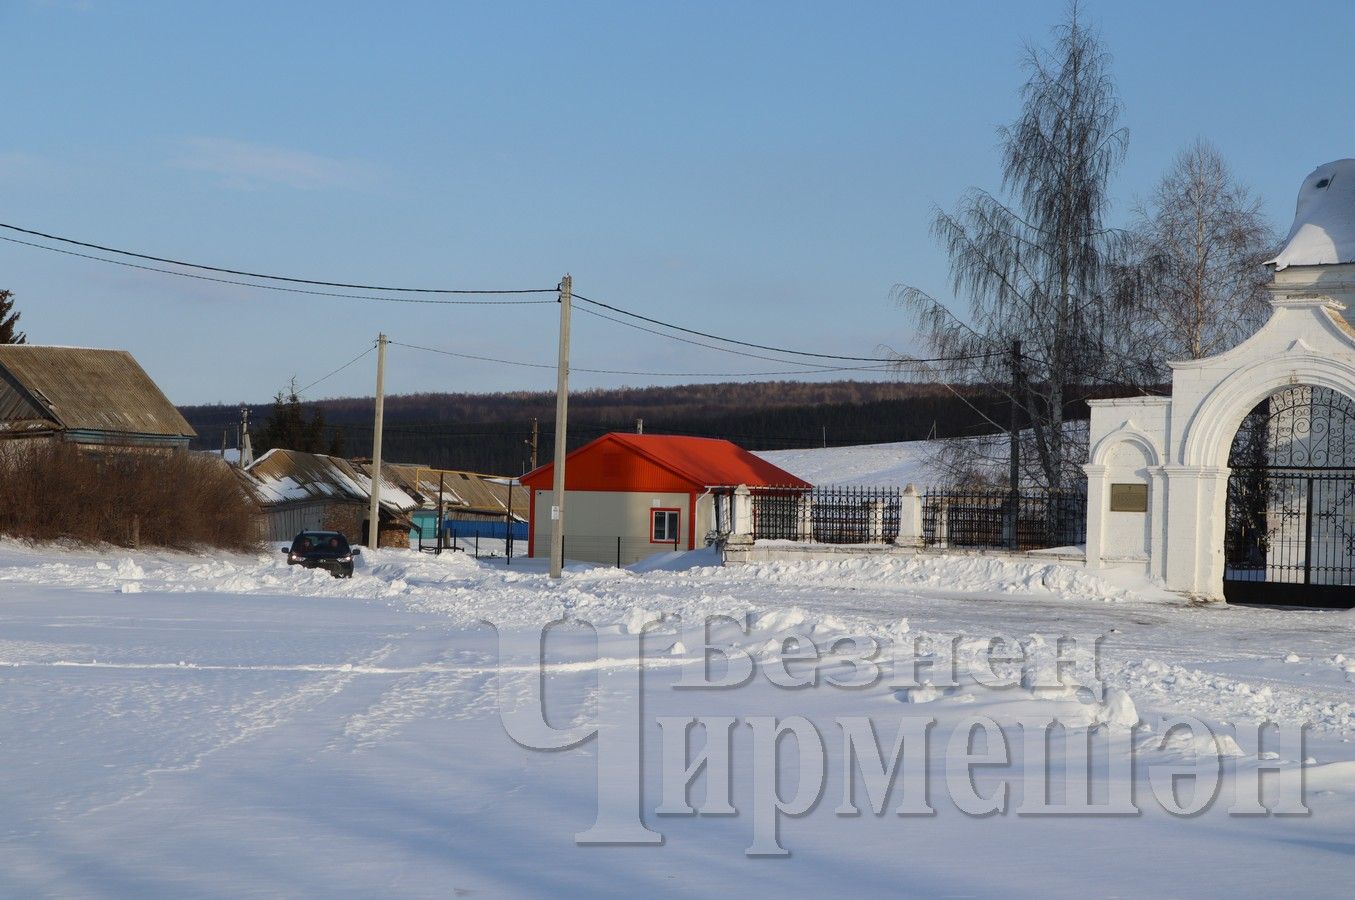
[895,4,1128,493]
[1122,139,1275,370]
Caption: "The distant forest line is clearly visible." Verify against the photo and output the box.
[178,380,1158,476]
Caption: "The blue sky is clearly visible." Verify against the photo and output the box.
[2,0,1353,405]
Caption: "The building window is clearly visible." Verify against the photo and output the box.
[651,508,680,543]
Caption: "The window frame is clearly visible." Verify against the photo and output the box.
[650,508,681,544]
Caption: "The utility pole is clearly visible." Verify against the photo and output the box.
[239,406,254,468]
[549,275,572,579]
[1008,338,1022,550]
[527,417,539,471]
[436,472,445,554]
[367,334,387,549]
[635,417,644,435]
[1009,339,1021,495]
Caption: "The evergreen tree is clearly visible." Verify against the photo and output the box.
[0,290,25,344]
[255,382,343,455]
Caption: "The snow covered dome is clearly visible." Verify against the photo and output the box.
[1269,159,1355,269]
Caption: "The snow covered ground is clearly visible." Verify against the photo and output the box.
[0,540,1352,897]
[754,440,938,487]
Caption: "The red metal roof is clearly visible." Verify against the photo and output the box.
[521,433,810,492]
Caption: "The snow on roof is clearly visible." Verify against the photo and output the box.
[241,448,420,515]
[1269,159,1355,270]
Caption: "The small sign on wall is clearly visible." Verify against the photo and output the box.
[1109,483,1148,512]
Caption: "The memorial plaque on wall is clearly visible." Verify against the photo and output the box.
[1109,483,1148,512]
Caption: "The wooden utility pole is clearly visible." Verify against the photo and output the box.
[436,472,445,553]
[549,276,572,579]
[527,417,539,471]
[367,334,388,549]
[635,418,644,435]
[239,406,254,467]
[1009,339,1021,495]
[1008,338,1021,550]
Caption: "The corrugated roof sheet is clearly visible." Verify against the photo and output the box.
[521,433,812,490]
[381,464,529,521]
[0,345,195,438]
[243,449,419,515]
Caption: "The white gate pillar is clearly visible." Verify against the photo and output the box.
[1082,463,1108,569]
[1160,465,1231,600]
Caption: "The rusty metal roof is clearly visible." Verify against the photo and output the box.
[244,448,420,516]
[381,464,529,521]
[0,345,195,438]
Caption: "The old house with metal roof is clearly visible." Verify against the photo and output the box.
[242,448,420,547]
[381,464,529,546]
[0,345,195,449]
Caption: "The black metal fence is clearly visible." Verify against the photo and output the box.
[922,490,1086,550]
[1224,469,1355,605]
[752,486,902,544]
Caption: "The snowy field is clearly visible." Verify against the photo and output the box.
[754,440,937,487]
[1,541,1353,897]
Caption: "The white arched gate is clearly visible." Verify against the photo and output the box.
[1223,385,1355,606]
[1085,263,1355,606]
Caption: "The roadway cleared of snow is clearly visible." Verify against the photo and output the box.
[0,540,1351,896]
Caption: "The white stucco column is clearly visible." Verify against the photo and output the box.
[728,485,754,546]
[866,500,885,543]
[1082,463,1108,569]
[1147,466,1169,582]
[797,494,813,542]
[1160,465,1231,600]
[896,484,923,547]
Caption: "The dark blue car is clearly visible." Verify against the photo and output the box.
[283,531,359,578]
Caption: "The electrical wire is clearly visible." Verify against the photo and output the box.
[572,291,997,365]
[0,221,556,294]
[0,235,556,306]
[389,340,898,378]
[296,344,377,396]
[573,305,848,370]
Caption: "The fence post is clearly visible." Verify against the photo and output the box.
[728,485,754,545]
[866,499,885,543]
[935,493,949,549]
[617,536,622,568]
[796,491,813,542]
[475,532,479,559]
[897,485,923,547]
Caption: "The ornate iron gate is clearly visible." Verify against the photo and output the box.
[1224,386,1355,607]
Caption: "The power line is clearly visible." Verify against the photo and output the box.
[572,291,996,365]
[0,235,556,306]
[0,221,556,295]
[388,339,899,379]
[296,344,377,396]
[573,305,851,370]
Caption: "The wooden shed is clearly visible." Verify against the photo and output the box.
[242,449,419,547]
